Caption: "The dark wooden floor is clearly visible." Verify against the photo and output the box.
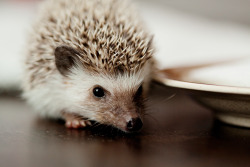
[1,83,250,167]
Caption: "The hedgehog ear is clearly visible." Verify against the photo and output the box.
[54,45,80,76]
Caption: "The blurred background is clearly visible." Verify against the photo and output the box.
[1,0,250,90]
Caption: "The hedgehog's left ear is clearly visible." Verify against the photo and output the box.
[54,45,81,76]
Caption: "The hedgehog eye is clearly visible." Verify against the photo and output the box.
[93,87,105,98]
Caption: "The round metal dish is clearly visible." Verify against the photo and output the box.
[154,72,250,128]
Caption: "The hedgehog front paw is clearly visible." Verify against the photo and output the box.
[62,113,91,129]
[65,119,92,129]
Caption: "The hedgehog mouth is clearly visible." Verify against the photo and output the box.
[88,120,142,135]
[106,117,143,133]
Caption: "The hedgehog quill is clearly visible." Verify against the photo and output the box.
[22,0,156,133]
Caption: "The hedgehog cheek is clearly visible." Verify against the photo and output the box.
[54,45,81,76]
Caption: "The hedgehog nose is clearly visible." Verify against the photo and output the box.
[126,118,143,132]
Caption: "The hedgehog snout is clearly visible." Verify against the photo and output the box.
[114,109,143,133]
[126,117,143,132]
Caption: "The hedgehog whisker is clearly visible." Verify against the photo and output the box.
[160,93,176,103]
[144,93,176,111]
[91,122,102,128]
[143,113,158,123]
[143,110,163,129]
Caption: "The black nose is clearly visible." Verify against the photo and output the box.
[126,118,143,132]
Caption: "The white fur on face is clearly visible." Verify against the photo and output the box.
[65,61,152,121]
[22,74,73,118]
[23,60,152,122]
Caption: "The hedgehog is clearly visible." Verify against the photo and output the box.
[22,0,156,133]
